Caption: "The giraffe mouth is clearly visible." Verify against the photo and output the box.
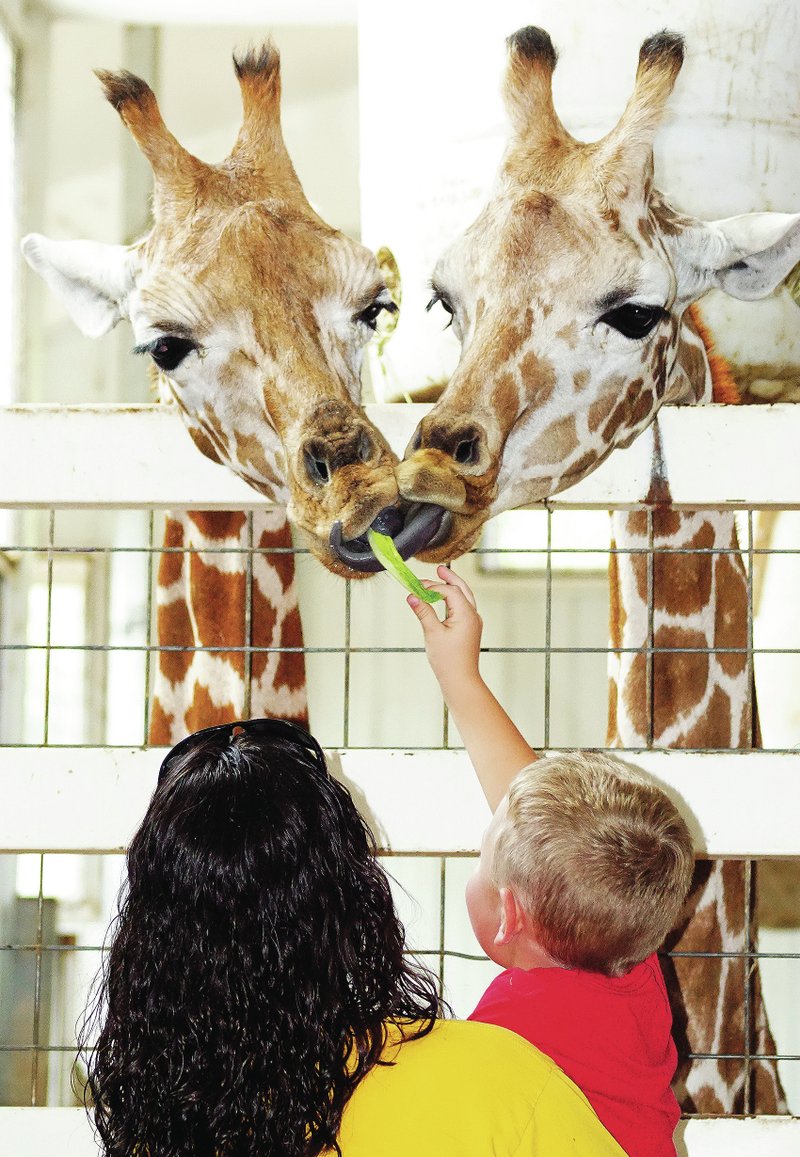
[329,503,451,573]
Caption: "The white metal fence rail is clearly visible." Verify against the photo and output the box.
[2,747,799,859]
[0,402,798,511]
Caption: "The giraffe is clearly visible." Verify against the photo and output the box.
[21,44,446,579]
[19,44,441,741]
[387,27,799,1114]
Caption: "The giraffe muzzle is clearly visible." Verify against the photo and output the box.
[329,502,451,573]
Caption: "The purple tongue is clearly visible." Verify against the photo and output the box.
[330,503,450,573]
[370,505,404,537]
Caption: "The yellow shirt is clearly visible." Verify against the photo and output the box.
[335,1019,627,1156]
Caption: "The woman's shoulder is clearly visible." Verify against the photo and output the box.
[335,1018,626,1156]
[389,1017,598,1104]
[389,1015,557,1067]
[386,1015,556,1055]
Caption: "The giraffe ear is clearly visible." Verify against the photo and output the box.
[21,233,137,337]
[678,212,800,302]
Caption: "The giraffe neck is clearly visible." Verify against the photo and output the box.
[149,508,307,744]
[607,506,752,750]
[605,323,784,1114]
[606,503,786,1115]
[608,306,751,749]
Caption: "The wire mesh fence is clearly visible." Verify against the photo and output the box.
[0,502,798,1114]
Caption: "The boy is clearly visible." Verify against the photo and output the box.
[408,566,694,1157]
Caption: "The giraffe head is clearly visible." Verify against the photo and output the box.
[394,27,800,563]
[22,46,446,577]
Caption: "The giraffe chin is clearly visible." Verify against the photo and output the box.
[329,503,451,573]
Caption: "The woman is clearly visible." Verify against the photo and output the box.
[81,719,624,1156]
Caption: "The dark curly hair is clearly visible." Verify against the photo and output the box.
[79,720,441,1156]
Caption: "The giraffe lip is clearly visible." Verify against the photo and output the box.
[330,504,451,573]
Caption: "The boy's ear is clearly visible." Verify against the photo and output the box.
[495,887,525,947]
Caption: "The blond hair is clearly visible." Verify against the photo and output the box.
[491,751,694,977]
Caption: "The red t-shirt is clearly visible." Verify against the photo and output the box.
[469,953,680,1157]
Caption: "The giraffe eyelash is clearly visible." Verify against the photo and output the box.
[426,289,455,328]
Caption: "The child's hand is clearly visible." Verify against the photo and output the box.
[407,565,483,696]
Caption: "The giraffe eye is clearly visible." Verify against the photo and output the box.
[426,290,454,329]
[355,299,398,331]
[600,303,667,340]
[137,335,198,372]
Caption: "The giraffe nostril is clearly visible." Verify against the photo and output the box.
[358,431,375,465]
[304,450,331,486]
[303,426,379,486]
[412,421,485,470]
[454,437,480,466]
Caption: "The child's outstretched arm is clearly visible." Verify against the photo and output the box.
[408,565,536,812]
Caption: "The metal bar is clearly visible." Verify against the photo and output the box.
[1,941,795,960]
[8,642,800,657]
[29,854,44,1105]
[742,858,754,1111]
[41,511,55,745]
[343,577,352,748]
[543,506,553,748]
[243,512,254,719]
[4,536,800,553]
[142,511,155,743]
[746,511,756,749]
[3,540,800,557]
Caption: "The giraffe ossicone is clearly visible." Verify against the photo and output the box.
[392,27,800,565]
[21,45,447,577]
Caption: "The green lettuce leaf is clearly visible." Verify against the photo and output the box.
[367,529,443,603]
